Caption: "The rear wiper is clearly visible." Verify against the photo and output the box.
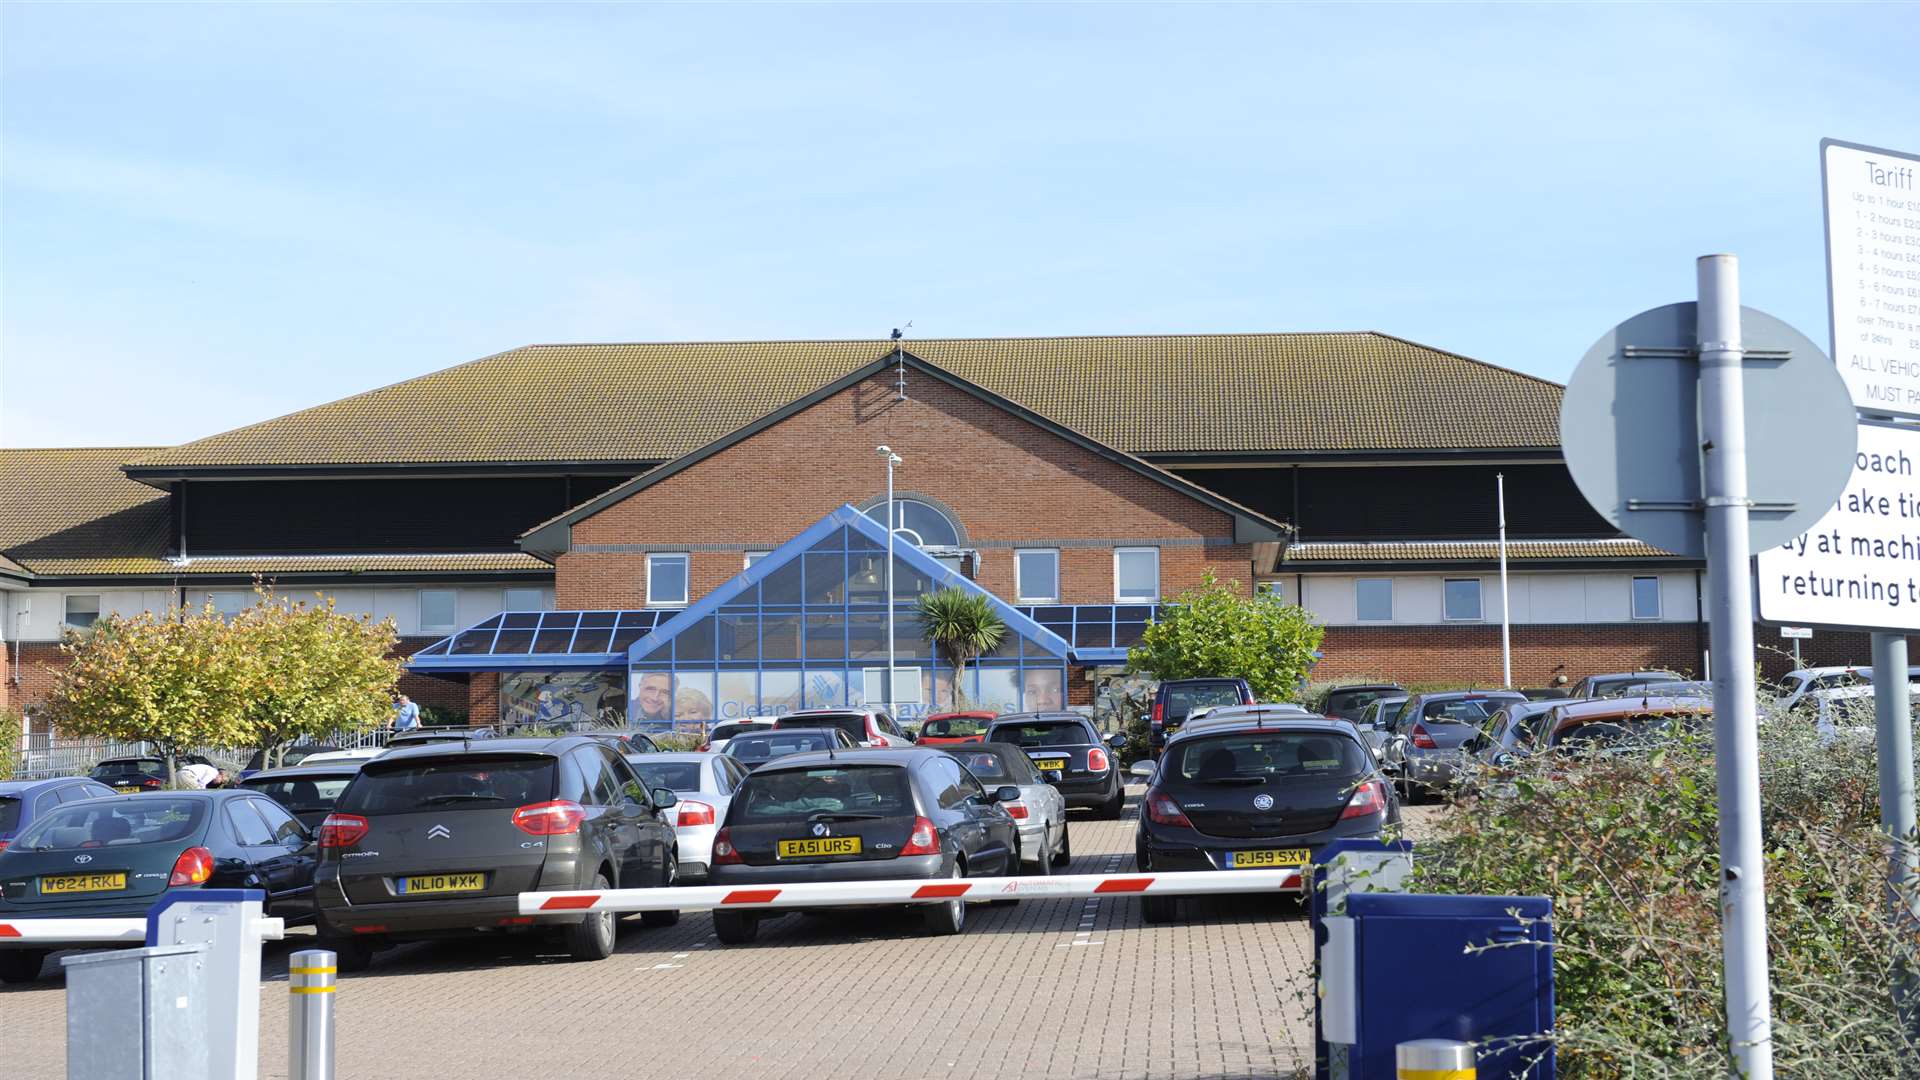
[806,812,883,821]
[1194,776,1266,785]
[416,794,498,806]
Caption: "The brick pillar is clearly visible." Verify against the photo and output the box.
[469,673,500,728]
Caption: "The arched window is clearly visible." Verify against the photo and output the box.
[864,498,961,548]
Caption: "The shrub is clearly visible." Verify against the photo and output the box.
[1414,716,1920,1078]
[1127,571,1323,702]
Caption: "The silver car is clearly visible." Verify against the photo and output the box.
[940,743,1072,872]
[1381,690,1526,800]
[1353,694,1409,759]
[624,752,752,883]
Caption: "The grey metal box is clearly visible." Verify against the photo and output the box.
[63,942,210,1080]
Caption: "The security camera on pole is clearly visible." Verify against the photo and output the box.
[1561,256,1857,1080]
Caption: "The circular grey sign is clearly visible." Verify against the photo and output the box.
[1561,303,1856,559]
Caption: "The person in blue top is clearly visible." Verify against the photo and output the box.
[392,694,421,732]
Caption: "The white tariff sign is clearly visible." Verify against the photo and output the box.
[1758,421,1920,631]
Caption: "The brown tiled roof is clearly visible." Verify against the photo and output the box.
[19,553,548,577]
[1284,539,1678,563]
[131,333,1564,469]
[0,448,172,572]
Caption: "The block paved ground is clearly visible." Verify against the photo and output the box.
[2,791,1440,1080]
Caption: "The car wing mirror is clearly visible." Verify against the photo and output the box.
[1105,733,1128,750]
[651,787,679,809]
[1128,762,1155,779]
[992,785,1021,803]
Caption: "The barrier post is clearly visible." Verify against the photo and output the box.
[1397,1039,1475,1079]
[288,948,337,1080]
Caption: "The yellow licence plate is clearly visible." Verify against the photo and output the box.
[41,872,128,894]
[1033,759,1069,773]
[115,786,141,794]
[1227,848,1310,869]
[776,837,862,859]
[399,872,486,895]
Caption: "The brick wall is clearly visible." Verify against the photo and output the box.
[468,672,500,726]
[1314,623,1708,688]
[557,373,1254,609]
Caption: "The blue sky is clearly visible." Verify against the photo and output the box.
[3,3,1916,449]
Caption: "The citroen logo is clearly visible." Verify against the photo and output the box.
[73,854,93,864]
[427,824,452,839]
[811,823,830,838]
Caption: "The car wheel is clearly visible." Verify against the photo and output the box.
[921,861,967,936]
[1033,832,1053,876]
[713,910,759,945]
[1056,822,1072,865]
[320,935,375,974]
[1096,786,1124,820]
[640,853,681,927]
[1142,894,1180,924]
[0,949,47,984]
[564,874,617,961]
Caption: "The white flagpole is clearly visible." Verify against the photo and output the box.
[1498,472,1512,688]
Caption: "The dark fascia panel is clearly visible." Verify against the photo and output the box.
[518,350,1291,560]
[1283,558,1701,574]
[122,460,660,490]
[16,569,555,588]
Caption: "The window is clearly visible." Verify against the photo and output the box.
[1354,579,1393,622]
[419,590,457,632]
[1443,579,1483,622]
[1114,548,1160,602]
[1016,550,1059,604]
[1631,576,1662,620]
[209,591,251,618]
[648,554,689,606]
[503,588,544,612]
[864,499,960,548]
[224,801,276,846]
[744,551,772,568]
[63,594,100,630]
[250,798,307,845]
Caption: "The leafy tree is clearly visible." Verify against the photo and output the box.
[38,603,259,786]
[234,590,402,769]
[1125,570,1324,702]
[915,587,1006,708]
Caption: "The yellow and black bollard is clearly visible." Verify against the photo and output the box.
[1397,1038,1475,1080]
[287,948,336,1080]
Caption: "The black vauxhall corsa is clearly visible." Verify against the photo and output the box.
[982,712,1127,819]
[313,736,680,971]
[707,748,1021,944]
[0,790,318,983]
[1131,718,1397,923]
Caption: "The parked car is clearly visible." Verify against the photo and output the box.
[1542,696,1712,755]
[1459,700,1568,795]
[1805,684,1913,744]
[1775,665,1874,711]
[0,776,119,852]
[87,754,239,792]
[707,748,1021,944]
[385,729,493,749]
[239,762,367,829]
[914,711,998,746]
[0,790,318,983]
[1150,678,1255,754]
[774,709,913,748]
[1352,694,1410,758]
[239,744,340,780]
[723,727,859,768]
[1568,671,1686,699]
[622,752,751,883]
[295,747,387,766]
[312,736,681,970]
[1127,718,1396,923]
[1380,690,1527,801]
[1314,684,1405,724]
[699,719,776,753]
[941,743,1070,871]
[982,712,1127,819]
[580,731,659,755]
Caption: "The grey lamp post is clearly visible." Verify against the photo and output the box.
[876,446,902,708]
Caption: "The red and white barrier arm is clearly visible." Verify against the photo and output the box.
[520,867,1303,915]
[0,917,147,944]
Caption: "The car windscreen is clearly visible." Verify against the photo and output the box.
[710,723,767,741]
[337,756,555,814]
[1324,689,1393,719]
[91,758,165,778]
[628,761,702,792]
[1169,733,1366,783]
[1421,699,1501,724]
[947,748,1035,785]
[990,722,1091,748]
[727,733,832,759]
[922,716,988,737]
[734,765,913,823]
[241,775,355,813]
[0,796,20,833]
[777,715,865,741]
[11,799,207,851]
[1555,714,1700,751]
[1167,685,1244,720]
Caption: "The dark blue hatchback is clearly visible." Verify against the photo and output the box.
[0,777,119,853]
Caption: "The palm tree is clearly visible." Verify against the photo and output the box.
[915,587,1006,709]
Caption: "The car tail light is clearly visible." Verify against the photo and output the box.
[1144,790,1193,829]
[711,827,743,865]
[676,801,716,827]
[316,813,369,848]
[1088,747,1111,773]
[512,800,585,836]
[169,846,214,886]
[1340,780,1388,820]
[1003,801,1030,820]
[899,816,940,856]
[0,839,10,853]
[351,924,387,935]
[1411,723,1439,750]
[142,778,163,789]
[1150,701,1165,729]
[695,742,710,752]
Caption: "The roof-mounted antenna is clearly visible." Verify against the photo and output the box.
[891,323,912,402]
